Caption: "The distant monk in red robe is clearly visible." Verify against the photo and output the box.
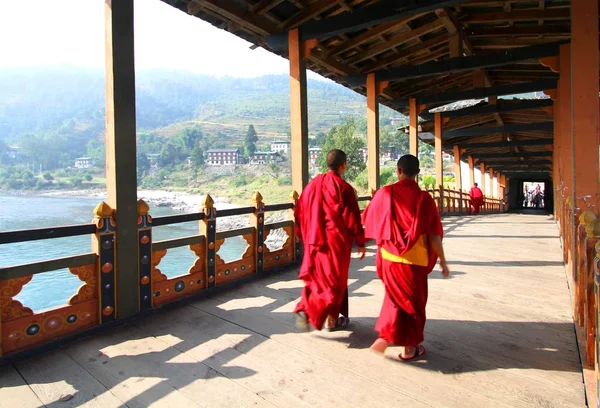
[362,154,449,361]
[469,182,484,215]
[294,149,366,331]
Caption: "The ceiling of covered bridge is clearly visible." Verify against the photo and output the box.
[161,0,577,178]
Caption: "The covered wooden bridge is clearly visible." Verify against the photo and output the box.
[1,1,599,407]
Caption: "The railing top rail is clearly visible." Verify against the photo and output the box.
[0,223,97,245]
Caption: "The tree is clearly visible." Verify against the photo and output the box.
[137,151,151,182]
[313,131,326,147]
[158,142,184,167]
[178,126,203,153]
[43,172,54,181]
[190,145,205,167]
[317,118,366,181]
[244,124,258,158]
[380,127,409,159]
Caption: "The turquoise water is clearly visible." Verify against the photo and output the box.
[0,195,248,312]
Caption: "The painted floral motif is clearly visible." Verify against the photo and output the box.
[69,264,98,305]
[0,276,34,322]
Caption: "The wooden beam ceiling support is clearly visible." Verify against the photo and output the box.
[328,17,415,57]
[463,8,570,23]
[190,0,277,36]
[281,0,339,30]
[263,0,469,50]
[477,159,553,166]
[250,0,284,15]
[345,41,564,85]
[345,20,445,66]
[453,139,554,150]
[362,36,447,72]
[421,98,553,120]
[475,151,552,159]
[443,122,553,138]
[392,79,557,107]
[466,26,570,38]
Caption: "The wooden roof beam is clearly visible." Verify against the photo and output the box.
[422,98,553,120]
[264,0,469,50]
[345,41,564,85]
[443,122,553,138]
[361,35,449,72]
[250,0,285,15]
[393,79,557,106]
[189,0,277,36]
[474,151,552,159]
[281,0,340,30]
[473,159,553,166]
[463,8,570,23]
[345,20,445,65]
[466,26,570,38]
[448,138,553,150]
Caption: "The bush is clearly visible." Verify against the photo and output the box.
[277,175,292,186]
[84,175,93,182]
[43,172,54,181]
[228,174,248,187]
[380,168,396,186]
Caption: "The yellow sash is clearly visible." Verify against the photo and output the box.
[380,234,429,267]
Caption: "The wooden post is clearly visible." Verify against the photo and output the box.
[289,190,302,262]
[92,201,117,323]
[409,98,419,156]
[572,2,600,331]
[367,73,380,192]
[480,162,486,210]
[200,195,217,289]
[453,145,462,193]
[137,199,153,312]
[251,191,265,275]
[435,113,443,214]
[105,0,139,319]
[489,168,495,199]
[289,28,309,193]
[468,155,475,188]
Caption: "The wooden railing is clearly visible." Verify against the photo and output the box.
[0,188,505,359]
[427,186,504,214]
[0,192,300,358]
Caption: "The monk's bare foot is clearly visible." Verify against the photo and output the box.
[324,315,337,330]
[295,311,309,332]
[369,338,389,354]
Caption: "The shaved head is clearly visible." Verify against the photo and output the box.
[397,154,420,178]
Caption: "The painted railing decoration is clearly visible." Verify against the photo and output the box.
[0,192,299,358]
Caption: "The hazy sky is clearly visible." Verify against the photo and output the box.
[0,0,320,78]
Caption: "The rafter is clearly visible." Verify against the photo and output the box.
[463,8,570,23]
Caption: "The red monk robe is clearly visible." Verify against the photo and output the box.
[294,170,365,331]
[469,185,484,214]
[362,179,443,348]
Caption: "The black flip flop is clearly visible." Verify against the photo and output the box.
[323,316,350,332]
[399,345,426,361]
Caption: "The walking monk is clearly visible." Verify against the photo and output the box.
[469,182,484,214]
[362,154,449,360]
[294,149,366,331]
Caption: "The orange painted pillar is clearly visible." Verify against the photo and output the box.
[559,43,573,268]
[572,1,600,341]
[366,73,380,192]
[480,162,486,211]
[468,155,475,188]
[435,113,443,214]
[289,28,309,193]
[489,168,494,198]
[409,98,419,156]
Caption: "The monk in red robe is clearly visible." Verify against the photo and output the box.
[469,183,484,214]
[294,149,366,331]
[362,154,449,361]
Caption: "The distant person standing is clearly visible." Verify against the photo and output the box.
[293,149,366,332]
[469,183,484,214]
[362,154,449,360]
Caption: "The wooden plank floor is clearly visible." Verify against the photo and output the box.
[0,214,586,407]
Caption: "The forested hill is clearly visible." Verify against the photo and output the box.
[0,67,399,143]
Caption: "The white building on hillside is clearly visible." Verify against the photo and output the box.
[270,141,290,155]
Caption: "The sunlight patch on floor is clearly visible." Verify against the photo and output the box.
[217,295,276,311]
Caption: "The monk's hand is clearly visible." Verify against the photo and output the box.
[357,246,366,260]
[440,260,450,278]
